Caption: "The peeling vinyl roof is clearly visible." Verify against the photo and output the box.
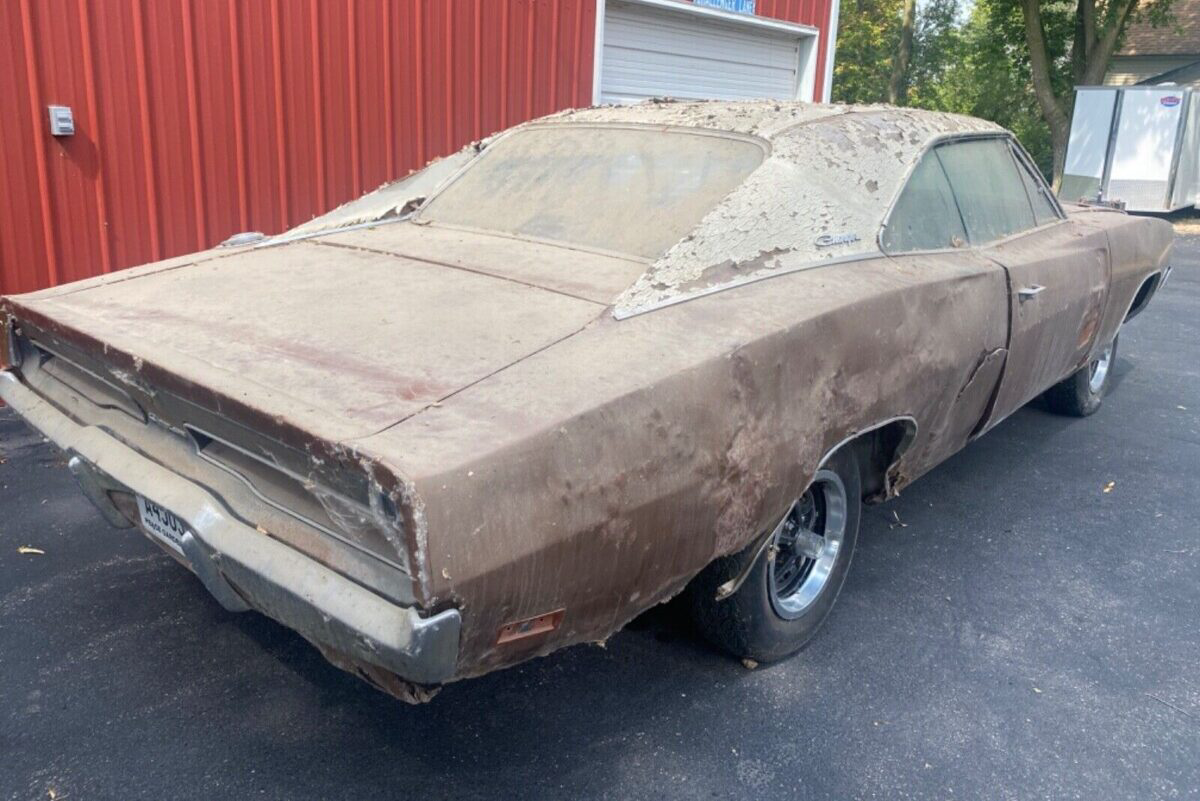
[544,101,1001,316]
[285,100,1004,316]
[541,99,851,137]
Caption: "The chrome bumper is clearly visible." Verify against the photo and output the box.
[0,370,460,685]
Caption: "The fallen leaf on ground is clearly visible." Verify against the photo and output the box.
[1102,481,1115,493]
[741,658,759,670]
[17,546,45,555]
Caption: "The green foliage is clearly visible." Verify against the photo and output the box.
[830,0,1149,180]
[925,0,1074,177]
[1134,0,1178,27]
[832,0,904,104]
[905,0,965,110]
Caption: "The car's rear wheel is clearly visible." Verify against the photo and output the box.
[689,448,862,663]
[1043,336,1118,417]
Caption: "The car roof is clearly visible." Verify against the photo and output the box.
[537,101,1004,317]
[281,101,1010,318]
[542,99,1002,144]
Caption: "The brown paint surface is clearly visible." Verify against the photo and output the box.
[0,105,1174,689]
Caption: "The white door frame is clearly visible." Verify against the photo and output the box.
[822,0,841,102]
[591,0,823,106]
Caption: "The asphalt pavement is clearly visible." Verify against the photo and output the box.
[2,238,1198,801]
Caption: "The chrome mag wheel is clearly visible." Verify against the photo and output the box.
[767,468,848,620]
[1088,341,1114,395]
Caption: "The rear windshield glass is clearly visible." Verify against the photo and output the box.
[283,148,476,236]
[417,125,766,259]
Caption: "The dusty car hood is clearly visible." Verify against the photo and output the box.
[6,233,619,440]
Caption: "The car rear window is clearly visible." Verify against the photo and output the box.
[417,125,766,260]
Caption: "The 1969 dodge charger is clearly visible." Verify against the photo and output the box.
[0,101,1173,701]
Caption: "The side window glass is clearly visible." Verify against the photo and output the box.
[937,139,1036,244]
[881,151,967,253]
[1011,145,1060,226]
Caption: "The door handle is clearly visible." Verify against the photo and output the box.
[1018,284,1046,302]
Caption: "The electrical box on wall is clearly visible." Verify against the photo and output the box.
[47,105,75,136]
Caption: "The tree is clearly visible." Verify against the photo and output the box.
[832,0,1179,181]
[1017,0,1177,184]
[835,0,1063,177]
[944,0,1068,178]
[906,0,967,110]
[832,0,904,104]
[888,0,918,104]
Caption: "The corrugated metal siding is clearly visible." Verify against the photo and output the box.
[1,0,830,295]
[0,0,599,295]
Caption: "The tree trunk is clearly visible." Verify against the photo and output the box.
[1019,0,1073,185]
[1050,130,1069,192]
[1021,0,1144,185]
[888,0,917,106]
[1080,0,1140,85]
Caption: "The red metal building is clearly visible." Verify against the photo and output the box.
[0,0,840,295]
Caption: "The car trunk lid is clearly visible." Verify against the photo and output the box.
[5,238,608,441]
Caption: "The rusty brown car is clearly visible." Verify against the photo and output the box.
[0,102,1174,701]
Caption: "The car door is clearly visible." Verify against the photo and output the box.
[878,144,1011,467]
[936,137,1110,432]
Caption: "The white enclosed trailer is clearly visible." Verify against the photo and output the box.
[1060,85,1200,212]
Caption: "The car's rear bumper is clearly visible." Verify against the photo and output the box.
[0,370,461,686]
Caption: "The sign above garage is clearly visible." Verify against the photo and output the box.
[695,0,758,13]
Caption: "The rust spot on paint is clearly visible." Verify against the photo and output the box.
[1077,291,1104,356]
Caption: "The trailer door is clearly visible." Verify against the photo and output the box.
[1108,88,1189,212]
[1061,88,1118,204]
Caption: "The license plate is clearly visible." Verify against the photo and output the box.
[136,495,190,554]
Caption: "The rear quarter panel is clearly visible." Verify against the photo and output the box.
[367,251,1009,678]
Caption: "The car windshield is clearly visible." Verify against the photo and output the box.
[417,125,766,260]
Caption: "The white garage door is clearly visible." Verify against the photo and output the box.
[599,0,813,104]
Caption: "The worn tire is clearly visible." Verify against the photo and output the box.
[689,448,862,663]
[1043,336,1118,417]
